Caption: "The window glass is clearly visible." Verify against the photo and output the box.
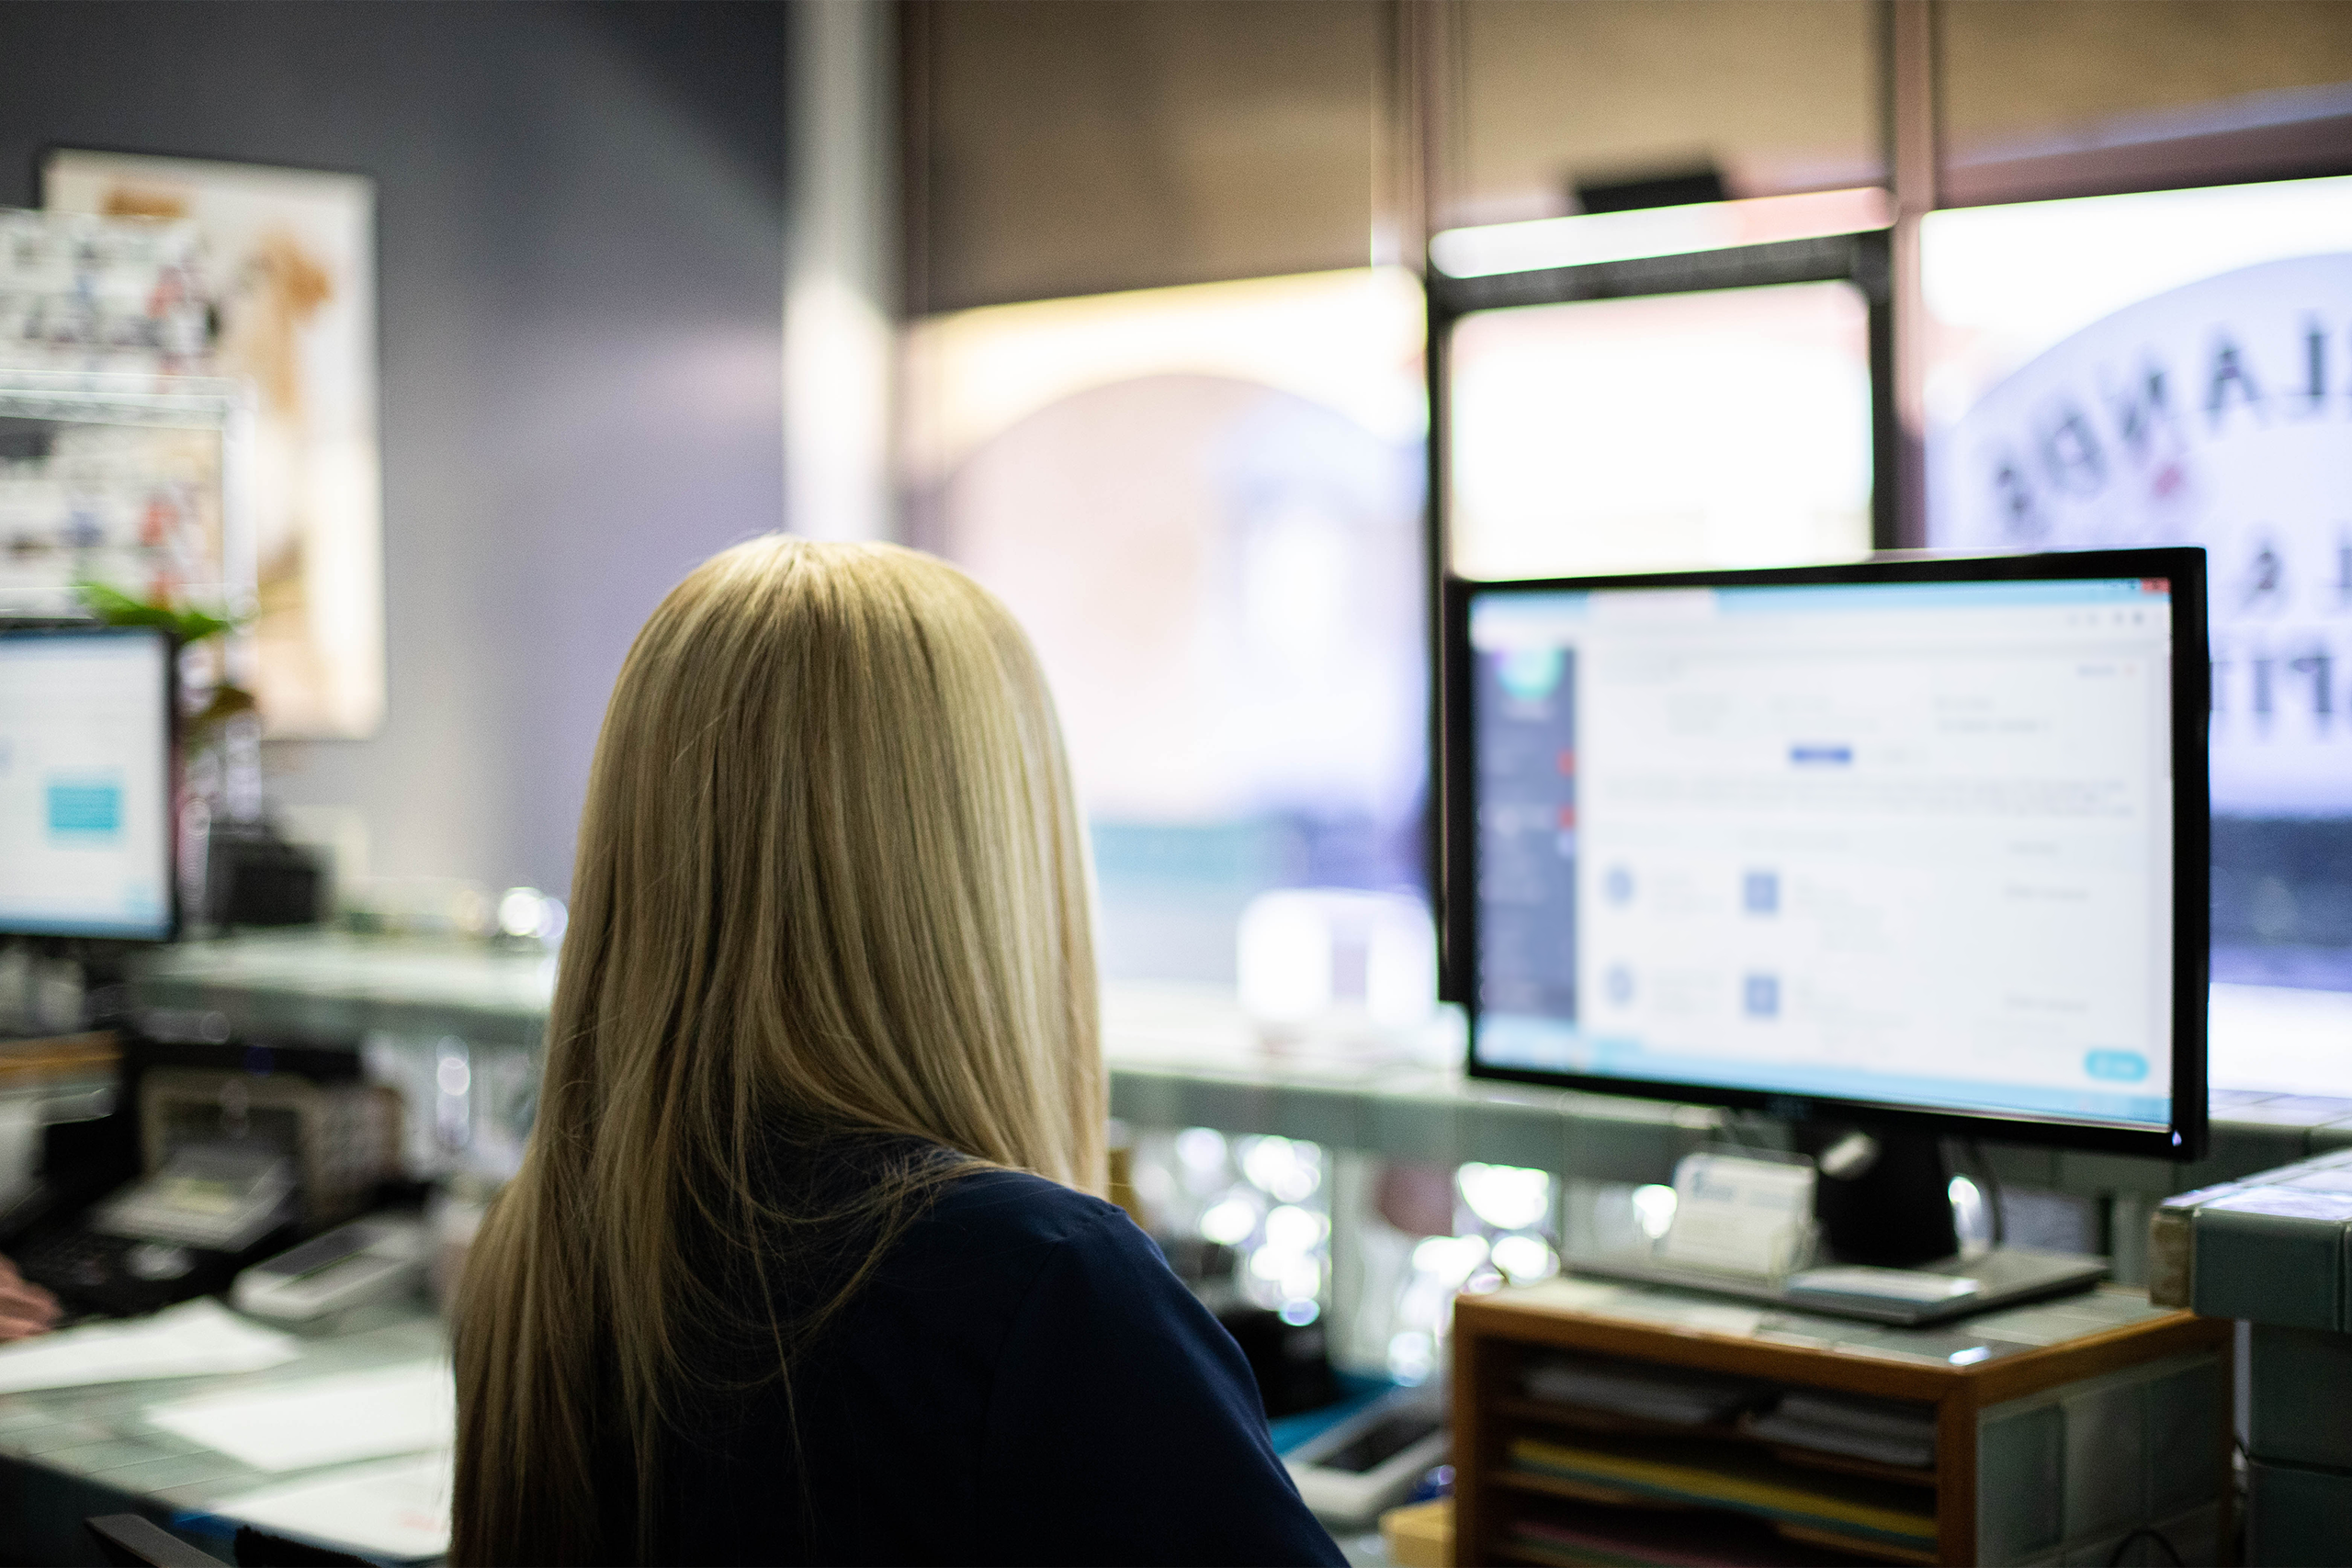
[1448,281,1874,581]
[903,269,1427,982]
[1920,176,2352,1080]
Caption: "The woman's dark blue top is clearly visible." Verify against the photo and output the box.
[655,1164,1347,1566]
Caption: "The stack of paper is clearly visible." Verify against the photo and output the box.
[209,1450,452,1562]
[1509,1433,1938,1553]
[1747,1389,1937,1470]
[1511,1507,1831,1567]
[146,1360,457,1562]
[0,1299,298,1393]
[1523,1354,1773,1427]
[144,1359,454,1472]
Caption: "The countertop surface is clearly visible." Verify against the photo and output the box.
[127,931,2352,1201]
[0,1298,446,1561]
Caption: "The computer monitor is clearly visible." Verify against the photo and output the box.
[1442,548,2209,1170]
[0,626,178,942]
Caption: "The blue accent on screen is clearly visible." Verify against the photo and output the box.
[1476,577,2164,633]
[1497,646,1568,700]
[1713,578,2164,615]
[0,910,168,940]
[46,781,122,838]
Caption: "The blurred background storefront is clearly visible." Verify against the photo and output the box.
[2,0,2351,1481]
[895,0,2352,1023]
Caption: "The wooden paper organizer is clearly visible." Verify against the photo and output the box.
[1451,1280,2234,1565]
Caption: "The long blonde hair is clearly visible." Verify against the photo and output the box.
[451,536,1103,1564]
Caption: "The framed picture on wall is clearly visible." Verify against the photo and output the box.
[43,148,384,739]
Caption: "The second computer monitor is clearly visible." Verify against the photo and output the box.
[0,626,178,942]
[1443,548,2208,1159]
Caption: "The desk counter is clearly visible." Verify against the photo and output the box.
[0,1301,442,1564]
[129,931,2352,1217]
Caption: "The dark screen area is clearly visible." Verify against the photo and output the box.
[1321,1409,1442,1474]
[1475,645,1579,1021]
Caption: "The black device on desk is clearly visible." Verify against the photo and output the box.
[15,1140,300,1318]
[14,1044,401,1318]
[1440,547,2209,1317]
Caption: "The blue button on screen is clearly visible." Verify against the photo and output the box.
[2085,1050,2149,1083]
[47,781,123,839]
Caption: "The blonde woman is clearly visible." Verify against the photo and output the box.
[453,538,1342,1565]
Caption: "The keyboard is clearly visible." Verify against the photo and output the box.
[16,1225,254,1319]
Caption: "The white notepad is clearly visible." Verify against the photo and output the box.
[0,1299,299,1393]
[145,1359,454,1472]
[211,1450,452,1561]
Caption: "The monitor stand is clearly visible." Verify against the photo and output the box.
[1573,1129,2109,1328]
[1804,1125,1959,1266]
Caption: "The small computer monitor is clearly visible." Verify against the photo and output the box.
[1442,548,2209,1161]
[0,626,178,942]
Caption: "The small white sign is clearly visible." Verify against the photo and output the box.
[1658,1151,1815,1279]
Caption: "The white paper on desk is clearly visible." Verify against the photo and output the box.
[0,1298,299,1393]
[210,1450,451,1561]
[1595,1293,1769,1338]
[1510,1278,1628,1314]
[146,1359,453,1472]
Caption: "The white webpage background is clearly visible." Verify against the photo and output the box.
[0,637,170,933]
[1573,596,2172,1100]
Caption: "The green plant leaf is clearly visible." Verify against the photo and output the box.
[72,580,242,644]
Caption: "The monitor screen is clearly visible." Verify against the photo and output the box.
[1447,551,2207,1155]
[0,627,176,941]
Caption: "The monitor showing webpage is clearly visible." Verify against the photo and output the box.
[1466,575,2177,1133]
[0,629,175,940]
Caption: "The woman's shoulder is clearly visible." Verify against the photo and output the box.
[843,1164,1162,1367]
[897,1165,1142,1273]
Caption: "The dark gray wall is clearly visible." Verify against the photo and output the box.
[0,0,788,897]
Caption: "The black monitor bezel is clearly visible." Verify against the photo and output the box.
[1442,546,2210,1161]
[0,622,183,944]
